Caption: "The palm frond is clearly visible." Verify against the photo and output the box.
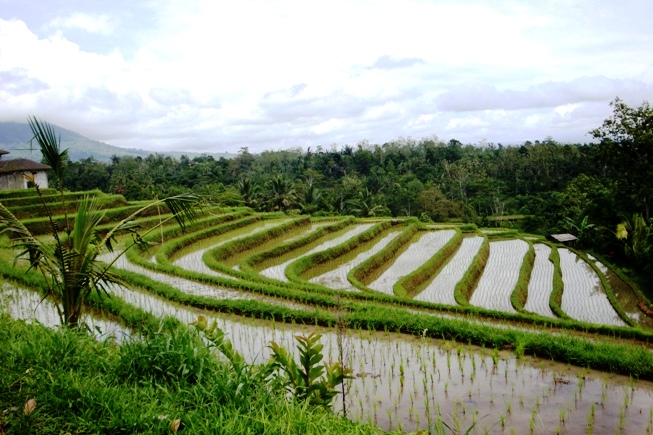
[0,202,43,268]
[27,116,69,181]
[71,196,105,254]
[163,193,200,231]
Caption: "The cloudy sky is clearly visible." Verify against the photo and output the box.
[1,0,652,153]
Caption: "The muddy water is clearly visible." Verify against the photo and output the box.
[0,283,133,343]
[8,277,653,434]
[588,255,653,329]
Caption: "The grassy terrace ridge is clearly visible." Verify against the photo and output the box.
[0,188,106,207]
[121,212,653,342]
[3,195,653,383]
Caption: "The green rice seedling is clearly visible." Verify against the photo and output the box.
[587,403,595,427]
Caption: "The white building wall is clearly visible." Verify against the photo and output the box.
[0,171,49,190]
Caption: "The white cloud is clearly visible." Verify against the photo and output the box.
[47,12,116,35]
[0,1,652,153]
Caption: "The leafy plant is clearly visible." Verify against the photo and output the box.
[194,316,351,408]
[616,213,652,260]
[0,117,200,328]
[268,332,353,406]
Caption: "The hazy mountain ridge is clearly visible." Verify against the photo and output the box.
[0,122,236,162]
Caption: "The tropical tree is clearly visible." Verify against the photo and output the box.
[237,176,261,209]
[0,118,199,328]
[590,98,653,219]
[348,188,386,217]
[266,175,296,212]
[297,177,322,214]
[564,215,595,248]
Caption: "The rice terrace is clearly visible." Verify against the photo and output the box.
[2,103,653,434]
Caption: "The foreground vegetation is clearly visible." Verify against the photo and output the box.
[0,315,386,435]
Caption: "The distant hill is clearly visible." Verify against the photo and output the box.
[0,122,236,163]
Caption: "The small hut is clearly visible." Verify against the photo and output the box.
[0,150,51,190]
[547,233,577,245]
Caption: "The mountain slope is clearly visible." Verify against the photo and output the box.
[0,122,235,162]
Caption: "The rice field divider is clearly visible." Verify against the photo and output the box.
[124,244,340,309]
[547,242,570,321]
[7,238,653,379]
[199,216,313,278]
[510,239,536,313]
[453,235,490,306]
[10,206,653,345]
[14,217,653,345]
[240,217,354,273]
[148,214,263,262]
[284,221,394,287]
[589,251,653,315]
[0,186,59,200]
[158,215,308,267]
[49,256,653,383]
[348,220,421,292]
[7,193,128,220]
[17,201,175,235]
[0,188,105,208]
[96,206,247,239]
[481,228,521,238]
[393,229,463,299]
[343,301,653,381]
[566,247,637,328]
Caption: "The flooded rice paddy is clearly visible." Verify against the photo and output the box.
[4,281,653,434]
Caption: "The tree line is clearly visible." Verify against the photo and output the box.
[57,98,653,285]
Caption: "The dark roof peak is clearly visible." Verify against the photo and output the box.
[0,158,51,174]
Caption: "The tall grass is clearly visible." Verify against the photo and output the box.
[0,315,384,434]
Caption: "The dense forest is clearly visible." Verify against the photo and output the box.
[58,98,653,286]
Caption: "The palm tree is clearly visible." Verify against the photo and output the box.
[298,177,322,214]
[237,177,260,209]
[348,188,385,217]
[0,117,199,328]
[266,175,296,212]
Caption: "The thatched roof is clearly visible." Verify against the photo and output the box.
[549,233,577,243]
[0,158,51,174]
